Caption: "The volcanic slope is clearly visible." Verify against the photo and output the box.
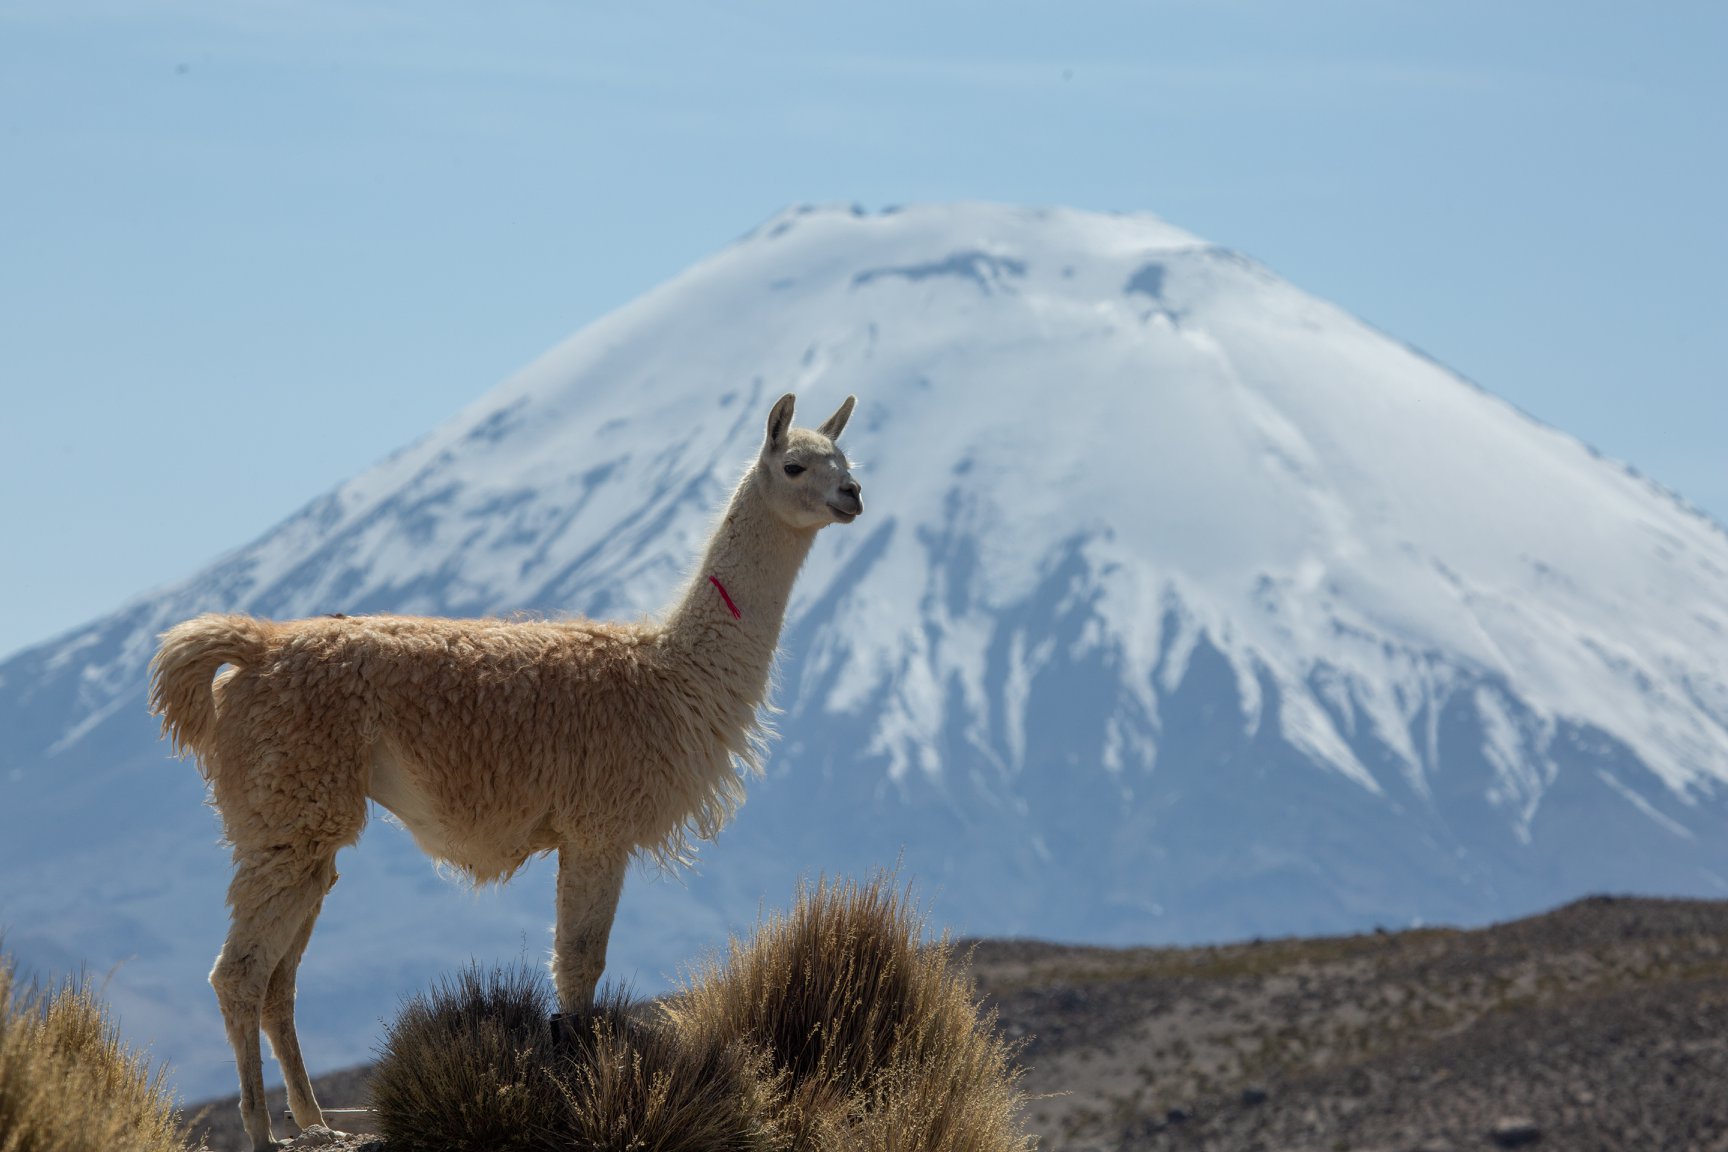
[185,895,1728,1152]
[2,202,1725,1097]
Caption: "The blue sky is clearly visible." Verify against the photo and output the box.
[2,1,1723,659]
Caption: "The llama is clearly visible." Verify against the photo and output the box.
[150,393,862,1151]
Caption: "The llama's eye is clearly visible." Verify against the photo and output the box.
[783,463,805,477]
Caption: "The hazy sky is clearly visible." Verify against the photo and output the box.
[2,1,1723,659]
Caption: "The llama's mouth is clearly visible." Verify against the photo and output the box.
[827,504,860,523]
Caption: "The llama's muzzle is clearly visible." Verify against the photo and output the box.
[829,479,863,522]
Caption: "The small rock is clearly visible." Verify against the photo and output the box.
[1054,988,1089,1013]
[1240,1085,1269,1106]
[1166,1107,1191,1124]
[1490,1117,1542,1148]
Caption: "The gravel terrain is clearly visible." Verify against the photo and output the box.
[973,895,1728,1151]
[188,896,1728,1151]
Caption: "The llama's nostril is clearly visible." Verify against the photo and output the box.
[842,481,861,499]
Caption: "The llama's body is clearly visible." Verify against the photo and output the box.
[151,394,861,1151]
[166,613,751,880]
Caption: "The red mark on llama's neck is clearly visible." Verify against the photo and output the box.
[709,575,742,620]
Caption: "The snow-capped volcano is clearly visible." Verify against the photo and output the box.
[3,203,1726,1099]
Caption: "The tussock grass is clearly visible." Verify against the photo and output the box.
[670,876,929,1101]
[0,948,192,1152]
[669,873,1032,1152]
[372,875,1031,1152]
[558,989,777,1152]
[370,963,566,1152]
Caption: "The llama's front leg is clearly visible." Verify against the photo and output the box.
[551,846,627,1011]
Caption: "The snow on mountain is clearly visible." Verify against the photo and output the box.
[2,202,1726,1099]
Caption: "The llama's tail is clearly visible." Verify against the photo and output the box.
[149,614,273,760]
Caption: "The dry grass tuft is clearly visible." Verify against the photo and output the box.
[668,874,1034,1152]
[371,875,1031,1152]
[372,968,777,1152]
[558,989,778,1152]
[370,962,566,1152]
[669,876,927,1100]
[0,948,193,1152]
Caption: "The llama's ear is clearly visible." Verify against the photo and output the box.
[817,395,856,442]
[766,393,796,453]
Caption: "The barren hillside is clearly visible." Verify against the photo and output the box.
[977,895,1728,1151]
[189,895,1728,1151]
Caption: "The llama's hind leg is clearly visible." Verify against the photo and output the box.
[213,853,338,1152]
[551,847,628,1011]
[261,858,338,1136]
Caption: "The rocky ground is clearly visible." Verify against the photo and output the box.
[975,895,1728,1151]
[186,1066,382,1152]
[188,895,1728,1151]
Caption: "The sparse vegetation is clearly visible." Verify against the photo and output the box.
[192,894,1728,1152]
[971,895,1728,1151]
[0,947,193,1152]
[369,875,1032,1152]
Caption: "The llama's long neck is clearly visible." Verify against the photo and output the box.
[660,470,819,686]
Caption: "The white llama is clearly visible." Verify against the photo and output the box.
[150,393,862,1151]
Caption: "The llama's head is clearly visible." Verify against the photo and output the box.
[756,393,863,530]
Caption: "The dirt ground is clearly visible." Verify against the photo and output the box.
[188,895,1728,1151]
[971,895,1728,1151]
